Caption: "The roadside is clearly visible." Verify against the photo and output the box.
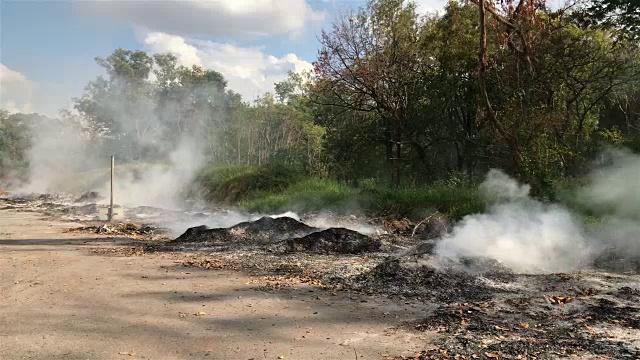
[2,195,639,360]
[0,208,430,360]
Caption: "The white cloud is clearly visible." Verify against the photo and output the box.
[0,64,33,113]
[144,32,313,101]
[144,32,203,67]
[79,0,326,39]
[411,0,448,14]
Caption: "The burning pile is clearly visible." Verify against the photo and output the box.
[173,216,316,244]
[66,222,159,239]
[74,191,102,203]
[166,216,382,254]
[277,227,382,254]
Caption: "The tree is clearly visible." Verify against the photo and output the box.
[583,0,640,39]
[418,2,483,178]
[313,0,425,186]
[74,49,157,159]
[471,0,640,188]
[0,110,29,185]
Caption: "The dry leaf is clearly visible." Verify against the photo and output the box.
[485,353,500,359]
[547,295,575,306]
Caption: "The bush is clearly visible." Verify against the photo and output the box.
[364,183,484,219]
[240,178,358,213]
[192,163,305,203]
[191,164,485,219]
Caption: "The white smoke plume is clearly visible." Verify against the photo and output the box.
[578,148,640,257]
[579,148,640,220]
[18,118,101,194]
[435,170,593,273]
[304,213,381,235]
[436,154,640,274]
[12,69,223,212]
[102,139,205,209]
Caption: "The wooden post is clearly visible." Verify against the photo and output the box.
[108,155,115,222]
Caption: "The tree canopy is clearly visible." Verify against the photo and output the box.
[2,0,639,196]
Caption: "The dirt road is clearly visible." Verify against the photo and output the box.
[0,209,429,360]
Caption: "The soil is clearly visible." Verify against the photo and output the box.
[0,204,428,360]
[2,194,639,360]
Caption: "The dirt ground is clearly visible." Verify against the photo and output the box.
[0,208,430,360]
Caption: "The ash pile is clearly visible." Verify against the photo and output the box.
[163,216,382,254]
[0,192,102,220]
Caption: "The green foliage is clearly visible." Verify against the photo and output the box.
[240,178,358,213]
[192,163,483,219]
[582,0,640,39]
[6,0,640,221]
[364,182,484,220]
[0,111,34,186]
[192,164,306,204]
[244,178,484,219]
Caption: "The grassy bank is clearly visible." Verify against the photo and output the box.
[191,164,485,220]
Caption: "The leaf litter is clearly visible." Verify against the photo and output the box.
[3,194,640,359]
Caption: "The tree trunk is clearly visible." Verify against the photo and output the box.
[477,0,522,173]
[395,139,402,187]
[384,119,395,186]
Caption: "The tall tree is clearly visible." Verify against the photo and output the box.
[313,0,424,186]
[583,0,640,39]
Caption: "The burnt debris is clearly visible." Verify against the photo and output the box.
[350,256,500,302]
[278,227,382,254]
[74,191,102,203]
[169,216,385,255]
[172,216,317,245]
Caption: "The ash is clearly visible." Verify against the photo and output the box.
[2,192,639,359]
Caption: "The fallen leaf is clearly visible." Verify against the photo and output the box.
[547,295,575,306]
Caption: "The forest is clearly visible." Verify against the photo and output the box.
[1,0,639,215]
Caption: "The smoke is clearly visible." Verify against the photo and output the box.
[435,170,593,273]
[578,148,640,257]
[103,139,205,209]
[14,72,223,211]
[579,148,640,220]
[436,154,640,274]
[304,213,381,235]
[18,118,102,194]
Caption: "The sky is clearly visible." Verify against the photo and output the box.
[0,0,448,116]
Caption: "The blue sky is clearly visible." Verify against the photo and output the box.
[0,0,444,116]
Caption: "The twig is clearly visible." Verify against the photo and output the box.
[411,212,438,238]
[353,347,358,360]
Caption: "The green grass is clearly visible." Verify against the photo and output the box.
[240,178,359,213]
[364,184,484,220]
[191,163,305,203]
[193,164,485,219]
